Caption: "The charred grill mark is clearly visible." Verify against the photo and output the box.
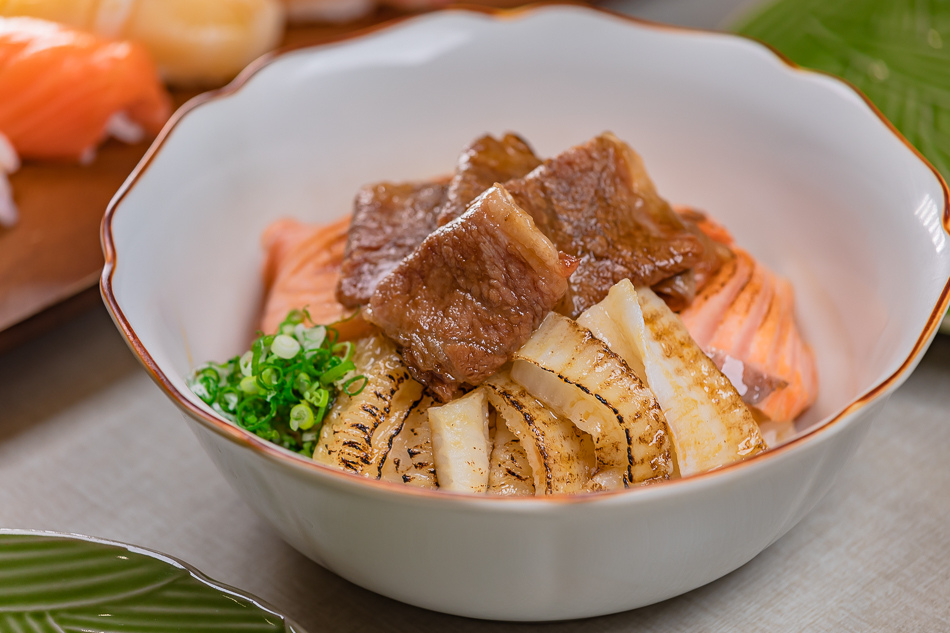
[376,393,426,479]
[505,467,530,482]
[341,459,360,472]
[552,368,629,439]
[523,358,661,482]
[402,474,412,483]
[491,384,554,493]
[407,447,423,457]
[623,427,635,483]
[359,406,381,423]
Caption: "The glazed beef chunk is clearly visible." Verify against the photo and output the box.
[336,134,541,309]
[505,133,705,316]
[436,133,542,226]
[336,181,447,308]
[367,185,575,401]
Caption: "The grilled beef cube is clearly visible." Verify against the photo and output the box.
[336,181,447,308]
[367,185,576,402]
[652,271,696,312]
[505,133,705,317]
[337,134,539,309]
[437,133,542,226]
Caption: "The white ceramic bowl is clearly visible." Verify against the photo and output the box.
[101,6,950,621]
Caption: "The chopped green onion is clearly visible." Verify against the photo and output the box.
[294,372,312,395]
[332,341,354,362]
[186,309,367,459]
[320,359,355,385]
[295,323,326,350]
[343,375,368,396]
[272,334,301,359]
[239,351,253,377]
[239,375,260,395]
[258,364,283,389]
[305,386,330,409]
[290,402,315,431]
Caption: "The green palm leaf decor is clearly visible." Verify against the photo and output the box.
[735,0,950,180]
[0,533,303,632]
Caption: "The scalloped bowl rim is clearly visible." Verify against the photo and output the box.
[100,3,950,508]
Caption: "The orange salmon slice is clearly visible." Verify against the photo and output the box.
[0,17,170,161]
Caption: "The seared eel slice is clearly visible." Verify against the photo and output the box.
[314,335,423,476]
[511,313,673,488]
[379,395,439,489]
[487,421,536,496]
[484,372,592,495]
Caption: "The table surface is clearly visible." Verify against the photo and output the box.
[2,1,949,631]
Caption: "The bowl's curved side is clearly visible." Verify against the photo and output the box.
[100,4,950,506]
[182,397,882,621]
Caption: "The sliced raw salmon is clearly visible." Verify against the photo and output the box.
[678,235,817,422]
[706,256,774,360]
[260,214,374,340]
[678,248,754,349]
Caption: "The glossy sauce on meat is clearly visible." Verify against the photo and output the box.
[366,185,576,401]
[337,134,541,309]
[437,132,542,226]
[336,181,447,308]
[505,133,705,316]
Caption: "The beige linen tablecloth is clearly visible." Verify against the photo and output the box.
[2,1,949,630]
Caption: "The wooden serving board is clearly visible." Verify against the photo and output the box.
[0,13,402,353]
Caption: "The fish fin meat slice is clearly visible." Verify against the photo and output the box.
[706,257,774,359]
[313,335,423,476]
[484,372,593,495]
[427,388,491,493]
[259,214,374,340]
[677,248,754,349]
[487,421,535,496]
[585,281,766,476]
[511,312,674,487]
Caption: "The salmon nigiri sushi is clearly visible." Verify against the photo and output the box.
[0,16,171,163]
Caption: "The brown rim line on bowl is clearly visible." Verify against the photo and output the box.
[99,3,950,505]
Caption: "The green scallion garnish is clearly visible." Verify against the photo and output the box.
[187,309,364,458]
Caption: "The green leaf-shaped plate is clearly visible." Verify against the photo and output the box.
[734,0,950,332]
[0,530,306,632]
